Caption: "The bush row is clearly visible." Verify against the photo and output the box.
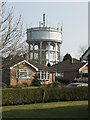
[44,87,88,102]
[2,86,88,106]
[2,88,43,105]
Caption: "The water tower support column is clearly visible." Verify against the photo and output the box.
[28,44,30,59]
[48,42,51,63]
[40,41,42,64]
[33,43,35,61]
[55,42,57,63]
[59,44,61,61]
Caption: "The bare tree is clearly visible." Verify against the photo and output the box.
[0,1,27,58]
[78,45,88,58]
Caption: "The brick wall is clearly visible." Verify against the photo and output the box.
[10,63,36,86]
[79,65,88,72]
[10,63,55,86]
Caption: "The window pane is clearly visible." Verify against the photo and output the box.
[46,72,49,80]
[48,73,49,79]
[41,73,43,79]
[27,70,31,77]
[16,69,31,78]
[45,71,46,79]
[41,71,43,79]
[39,71,50,80]
[19,71,27,78]
[56,72,64,77]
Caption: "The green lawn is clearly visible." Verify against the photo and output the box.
[2,100,88,118]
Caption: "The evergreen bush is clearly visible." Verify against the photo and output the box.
[2,86,88,106]
[46,81,65,87]
[44,86,88,102]
[2,88,43,105]
[31,74,41,86]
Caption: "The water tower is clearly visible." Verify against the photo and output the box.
[26,14,62,65]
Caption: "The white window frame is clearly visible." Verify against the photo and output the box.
[38,71,50,80]
[56,72,64,77]
[16,69,31,79]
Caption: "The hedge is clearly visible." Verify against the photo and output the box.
[44,87,88,102]
[2,88,43,106]
[2,86,88,106]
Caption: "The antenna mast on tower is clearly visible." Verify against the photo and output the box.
[43,14,45,27]
[61,21,63,31]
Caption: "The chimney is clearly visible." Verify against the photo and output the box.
[80,57,83,63]
[23,53,28,61]
[72,58,74,63]
[47,62,51,67]
[70,58,73,64]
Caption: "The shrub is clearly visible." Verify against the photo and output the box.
[2,88,43,106]
[1,82,7,88]
[44,86,88,102]
[2,86,88,106]
[31,74,41,86]
[46,81,65,88]
[7,85,15,88]
[57,78,70,85]
[22,83,28,87]
[7,85,22,88]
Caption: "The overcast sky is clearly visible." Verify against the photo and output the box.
[7,2,88,59]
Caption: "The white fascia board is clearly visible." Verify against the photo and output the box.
[10,60,38,71]
[10,60,25,69]
[83,49,90,60]
[24,60,38,71]
[79,63,88,72]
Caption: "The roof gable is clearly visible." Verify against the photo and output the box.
[10,60,39,71]
[3,54,56,72]
[9,60,56,72]
[79,63,88,72]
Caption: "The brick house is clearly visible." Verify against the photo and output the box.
[2,55,56,86]
[79,63,88,73]
[51,58,86,83]
[2,55,25,85]
[7,59,56,86]
[81,47,90,112]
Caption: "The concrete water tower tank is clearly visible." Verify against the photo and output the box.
[26,14,62,65]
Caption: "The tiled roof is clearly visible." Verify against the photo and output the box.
[28,60,56,72]
[2,55,56,72]
[2,55,24,69]
[51,58,86,72]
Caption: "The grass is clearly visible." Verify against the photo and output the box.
[2,100,88,118]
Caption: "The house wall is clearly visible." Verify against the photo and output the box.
[79,65,88,73]
[64,71,78,82]
[41,72,55,85]
[56,70,78,83]
[10,63,55,86]
[10,64,36,86]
